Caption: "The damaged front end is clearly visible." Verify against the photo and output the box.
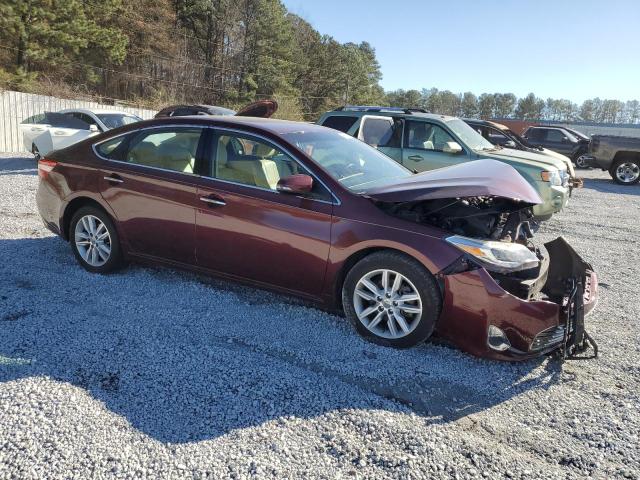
[365,160,598,360]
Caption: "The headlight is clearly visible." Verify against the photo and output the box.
[540,169,562,186]
[445,235,540,273]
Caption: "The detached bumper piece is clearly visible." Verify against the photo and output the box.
[542,237,598,360]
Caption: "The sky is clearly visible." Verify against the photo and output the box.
[282,0,640,103]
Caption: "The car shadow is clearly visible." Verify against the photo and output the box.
[0,155,37,176]
[582,176,640,196]
[0,236,569,444]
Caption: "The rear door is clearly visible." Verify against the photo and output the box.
[402,120,468,172]
[194,129,333,296]
[357,115,403,162]
[96,126,205,264]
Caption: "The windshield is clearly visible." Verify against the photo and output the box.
[97,113,142,129]
[281,128,412,191]
[445,118,496,151]
[563,127,589,140]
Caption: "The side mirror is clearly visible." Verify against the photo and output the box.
[504,140,517,149]
[89,124,99,132]
[276,174,313,195]
[442,141,463,154]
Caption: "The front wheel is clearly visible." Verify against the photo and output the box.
[610,158,640,185]
[574,153,591,169]
[70,206,123,273]
[342,251,442,348]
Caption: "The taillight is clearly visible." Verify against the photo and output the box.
[38,158,57,178]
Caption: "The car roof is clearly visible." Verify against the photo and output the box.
[59,108,137,116]
[327,109,457,122]
[120,115,331,136]
[463,118,509,130]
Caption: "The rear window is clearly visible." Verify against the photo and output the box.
[321,115,358,133]
[95,136,128,160]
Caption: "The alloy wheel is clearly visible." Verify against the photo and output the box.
[615,162,640,184]
[575,154,590,169]
[353,269,422,339]
[74,215,112,267]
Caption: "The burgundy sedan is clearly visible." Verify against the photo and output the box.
[36,117,598,360]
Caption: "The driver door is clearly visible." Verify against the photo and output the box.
[402,120,466,172]
[194,130,334,297]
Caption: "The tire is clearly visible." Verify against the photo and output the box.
[573,152,591,169]
[32,143,42,161]
[69,206,123,273]
[609,157,640,185]
[342,251,442,348]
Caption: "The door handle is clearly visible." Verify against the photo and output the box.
[408,155,424,161]
[104,175,124,184]
[200,196,226,206]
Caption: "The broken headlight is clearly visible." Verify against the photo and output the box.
[445,235,540,273]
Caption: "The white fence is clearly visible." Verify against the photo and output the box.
[0,90,157,153]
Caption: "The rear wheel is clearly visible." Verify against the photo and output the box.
[342,251,441,348]
[610,158,640,185]
[70,206,123,273]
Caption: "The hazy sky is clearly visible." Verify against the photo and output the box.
[282,0,640,103]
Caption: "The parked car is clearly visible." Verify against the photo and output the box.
[464,119,581,187]
[36,116,597,360]
[155,99,278,118]
[20,109,142,159]
[522,125,592,168]
[589,135,640,185]
[317,107,571,220]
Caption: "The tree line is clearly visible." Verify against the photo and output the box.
[0,0,385,119]
[385,88,640,124]
[0,0,637,124]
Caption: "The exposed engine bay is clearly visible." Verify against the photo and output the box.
[376,195,535,242]
[376,196,548,300]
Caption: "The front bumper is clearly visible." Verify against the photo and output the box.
[435,237,598,361]
[532,184,570,218]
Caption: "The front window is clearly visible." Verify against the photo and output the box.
[445,118,495,151]
[96,113,142,129]
[281,128,411,191]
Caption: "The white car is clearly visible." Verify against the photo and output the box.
[20,109,142,158]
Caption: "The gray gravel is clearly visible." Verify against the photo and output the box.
[0,153,639,479]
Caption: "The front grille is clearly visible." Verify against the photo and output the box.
[530,325,565,351]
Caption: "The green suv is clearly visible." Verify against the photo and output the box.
[317,107,570,219]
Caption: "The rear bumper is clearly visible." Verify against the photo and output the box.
[436,237,598,361]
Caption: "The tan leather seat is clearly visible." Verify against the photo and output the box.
[216,137,255,185]
[227,158,280,189]
[128,141,156,166]
[155,143,194,173]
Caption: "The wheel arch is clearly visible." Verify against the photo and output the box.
[612,150,640,163]
[61,196,114,241]
[331,246,437,311]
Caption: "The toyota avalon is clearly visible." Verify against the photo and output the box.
[36,117,598,360]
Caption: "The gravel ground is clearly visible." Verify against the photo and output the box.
[0,153,638,479]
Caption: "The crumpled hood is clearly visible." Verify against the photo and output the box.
[363,159,542,204]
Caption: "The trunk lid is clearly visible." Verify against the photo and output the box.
[235,99,278,118]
